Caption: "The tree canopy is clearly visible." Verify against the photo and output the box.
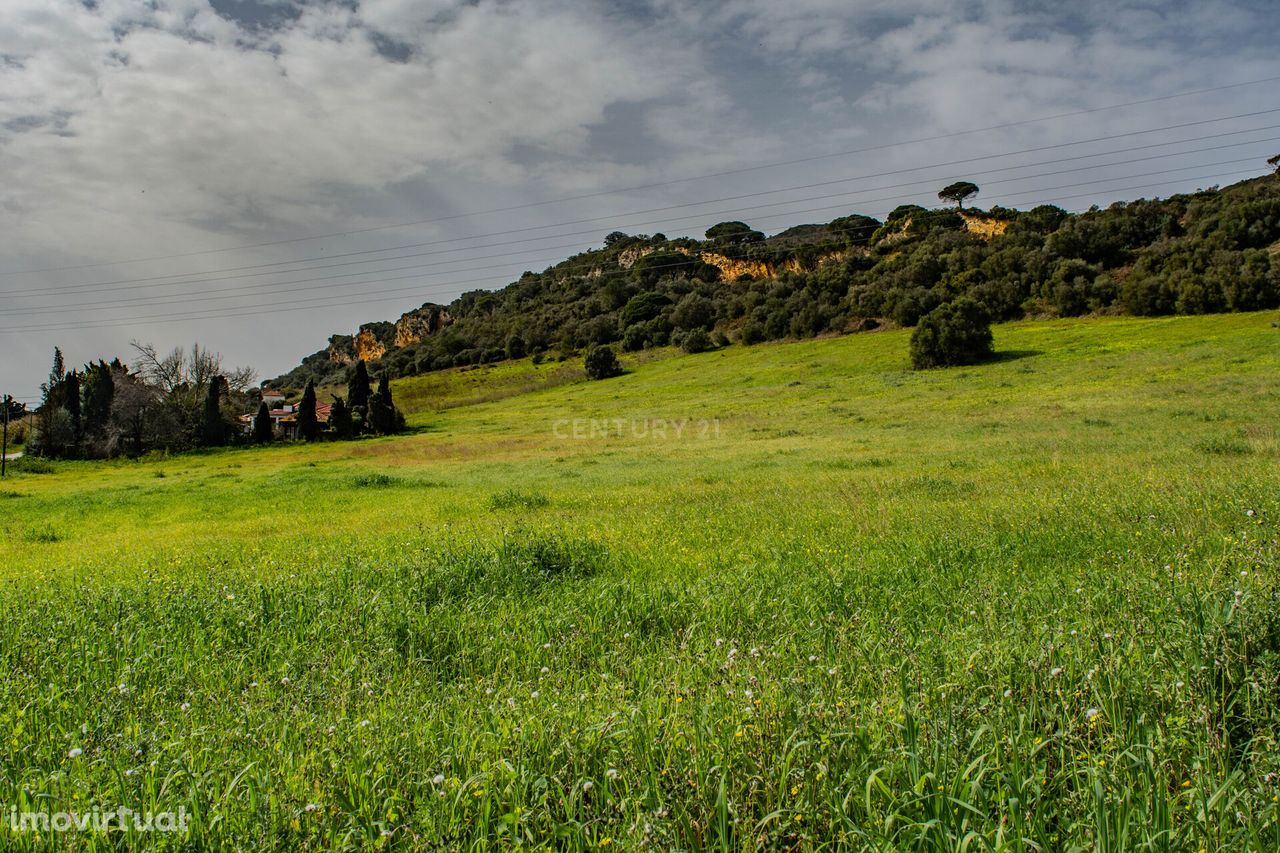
[938,181,980,209]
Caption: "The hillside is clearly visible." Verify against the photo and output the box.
[270,174,1280,391]
[4,312,1278,848]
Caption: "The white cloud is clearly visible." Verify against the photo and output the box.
[0,0,753,259]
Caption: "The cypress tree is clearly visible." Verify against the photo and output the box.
[82,361,115,439]
[64,370,82,448]
[368,374,401,435]
[253,401,273,443]
[328,396,353,439]
[201,375,226,447]
[348,361,371,412]
[297,380,320,441]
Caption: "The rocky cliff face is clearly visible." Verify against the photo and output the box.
[325,307,452,364]
[394,305,452,348]
[960,213,1010,240]
[327,322,396,364]
[686,249,846,281]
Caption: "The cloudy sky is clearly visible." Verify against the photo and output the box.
[2,0,1278,402]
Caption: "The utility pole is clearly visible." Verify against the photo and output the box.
[1,394,9,479]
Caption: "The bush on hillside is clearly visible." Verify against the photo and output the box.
[909,298,994,369]
[681,328,712,353]
[583,345,622,380]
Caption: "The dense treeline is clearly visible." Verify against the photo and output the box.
[27,343,405,460]
[270,174,1280,391]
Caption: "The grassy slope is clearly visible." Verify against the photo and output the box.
[1,313,1278,850]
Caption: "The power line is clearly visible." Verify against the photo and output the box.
[7,143,1275,316]
[10,113,1280,300]
[4,75,1278,278]
[1,164,1262,337]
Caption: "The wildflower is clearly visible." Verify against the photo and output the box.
[1182,780,1192,789]
[582,781,594,792]
[180,702,191,712]
[359,719,371,728]
[1246,509,1255,517]
[1003,688,1013,698]
[715,638,724,647]
[606,768,618,780]
[433,774,446,785]
[1175,681,1185,689]
[807,655,817,663]
[531,690,540,699]
[304,803,319,813]
[1085,707,1101,721]
[828,668,837,676]
[623,632,631,639]
[1050,667,1063,677]
[280,677,290,686]
[68,747,83,759]
[117,684,129,695]
[540,667,550,674]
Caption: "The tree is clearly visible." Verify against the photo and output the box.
[64,370,82,448]
[705,221,765,245]
[253,401,273,443]
[909,298,994,369]
[1270,154,1280,174]
[583,344,622,380]
[328,396,354,439]
[505,333,527,360]
[200,376,227,447]
[348,360,371,414]
[938,181,980,209]
[297,380,320,441]
[367,375,403,436]
[81,361,115,440]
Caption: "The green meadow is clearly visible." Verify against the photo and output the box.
[2,312,1278,850]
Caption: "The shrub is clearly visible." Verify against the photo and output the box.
[909,298,994,369]
[583,344,622,380]
[621,323,649,352]
[681,328,712,353]
[738,321,766,345]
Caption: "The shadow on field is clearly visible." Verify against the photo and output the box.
[990,349,1042,363]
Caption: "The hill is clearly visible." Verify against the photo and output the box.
[269,174,1280,391]
[3,313,1278,848]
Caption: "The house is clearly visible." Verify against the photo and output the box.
[259,389,286,405]
[239,401,332,438]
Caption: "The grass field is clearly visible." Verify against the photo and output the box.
[2,313,1278,851]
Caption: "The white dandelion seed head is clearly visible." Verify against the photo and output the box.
[68,747,83,759]
[180,702,191,712]
[1050,667,1063,677]
[540,667,549,674]
[606,768,618,780]
[582,781,594,792]
[1085,707,1101,720]
[1004,688,1013,698]
[432,774,445,785]
[359,719,371,728]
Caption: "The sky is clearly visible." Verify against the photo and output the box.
[2,0,1278,403]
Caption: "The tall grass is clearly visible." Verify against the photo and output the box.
[0,313,1277,850]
